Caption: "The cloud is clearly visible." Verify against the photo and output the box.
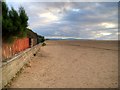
[100,22,117,28]
[7,2,118,40]
[5,0,120,2]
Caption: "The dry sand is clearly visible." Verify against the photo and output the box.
[10,40,118,88]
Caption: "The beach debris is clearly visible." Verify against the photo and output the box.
[26,62,31,67]
[33,54,36,56]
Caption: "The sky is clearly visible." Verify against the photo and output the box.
[6,0,119,40]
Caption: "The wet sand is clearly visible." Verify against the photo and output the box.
[10,40,118,88]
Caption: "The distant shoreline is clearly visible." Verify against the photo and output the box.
[46,38,119,42]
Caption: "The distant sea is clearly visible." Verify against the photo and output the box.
[46,38,119,41]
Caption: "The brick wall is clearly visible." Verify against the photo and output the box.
[2,38,29,61]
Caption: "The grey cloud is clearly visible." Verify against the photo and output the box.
[7,2,118,40]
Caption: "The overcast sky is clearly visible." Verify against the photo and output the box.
[6,1,119,40]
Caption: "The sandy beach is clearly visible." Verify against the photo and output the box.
[10,40,118,88]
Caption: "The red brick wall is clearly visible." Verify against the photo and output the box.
[2,38,29,61]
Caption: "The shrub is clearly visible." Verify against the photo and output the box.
[42,43,46,46]
[2,2,28,43]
